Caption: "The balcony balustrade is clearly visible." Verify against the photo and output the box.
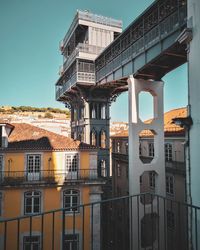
[56,71,95,101]
[0,193,199,250]
[62,43,103,74]
[0,169,101,186]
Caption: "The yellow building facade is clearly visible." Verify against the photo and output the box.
[0,123,105,250]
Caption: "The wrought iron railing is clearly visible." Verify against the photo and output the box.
[0,169,101,186]
[95,0,187,81]
[62,43,103,74]
[0,193,199,250]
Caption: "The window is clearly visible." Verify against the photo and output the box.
[65,154,78,179]
[0,192,2,216]
[0,127,2,147]
[64,234,79,250]
[63,190,79,213]
[140,175,142,185]
[167,210,175,230]
[91,130,97,146]
[165,143,172,161]
[65,154,78,172]
[23,235,40,250]
[0,155,3,181]
[27,155,41,181]
[100,160,106,177]
[148,143,154,157]
[117,142,121,153]
[166,175,174,195]
[24,191,41,215]
[100,130,106,148]
[139,143,142,156]
[149,172,155,188]
[90,104,97,119]
[125,142,128,154]
[100,104,106,119]
[117,163,121,177]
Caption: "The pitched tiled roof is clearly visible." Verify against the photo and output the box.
[0,123,94,151]
[112,107,186,138]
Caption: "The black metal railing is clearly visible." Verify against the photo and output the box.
[0,169,102,185]
[0,193,199,250]
[95,0,187,81]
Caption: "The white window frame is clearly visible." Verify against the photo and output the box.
[23,235,41,250]
[26,154,42,181]
[63,189,80,213]
[64,234,79,250]
[165,143,173,161]
[65,153,79,180]
[24,191,41,215]
[166,175,174,195]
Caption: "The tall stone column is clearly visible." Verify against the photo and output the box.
[128,76,165,250]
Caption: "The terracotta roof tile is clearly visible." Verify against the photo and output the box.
[112,107,186,138]
[1,123,94,151]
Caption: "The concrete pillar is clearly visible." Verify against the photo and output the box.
[188,0,200,248]
[128,76,165,250]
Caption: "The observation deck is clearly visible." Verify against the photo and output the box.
[56,10,122,102]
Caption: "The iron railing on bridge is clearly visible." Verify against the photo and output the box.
[0,193,199,250]
[95,0,187,81]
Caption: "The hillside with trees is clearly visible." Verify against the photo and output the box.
[0,106,70,119]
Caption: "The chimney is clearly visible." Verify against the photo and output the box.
[0,123,14,148]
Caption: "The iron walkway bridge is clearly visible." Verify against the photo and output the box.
[95,0,189,93]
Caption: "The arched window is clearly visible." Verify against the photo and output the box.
[63,189,80,212]
[100,130,106,148]
[91,130,97,146]
[24,191,41,215]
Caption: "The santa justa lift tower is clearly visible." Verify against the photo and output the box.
[56,10,123,177]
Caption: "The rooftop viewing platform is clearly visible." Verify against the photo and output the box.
[61,10,123,48]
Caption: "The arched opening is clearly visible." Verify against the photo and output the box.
[90,129,97,146]
[100,130,106,148]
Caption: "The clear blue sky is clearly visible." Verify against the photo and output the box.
[0,0,188,121]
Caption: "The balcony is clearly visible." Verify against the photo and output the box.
[62,43,104,73]
[56,72,95,101]
[0,193,199,250]
[0,169,102,186]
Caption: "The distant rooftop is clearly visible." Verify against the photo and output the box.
[111,107,187,138]
[0,123,96,151]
